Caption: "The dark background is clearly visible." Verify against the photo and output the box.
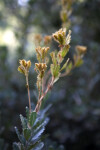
[0,0,100,149]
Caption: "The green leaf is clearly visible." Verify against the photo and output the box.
[61,45,70,58]
[13,143,20,150]
[13,143,24,150]
[27,142,39,150]
[29,112,37,127]
[28,142,44,150]
[66,61,73,74]
[23,128,31,141]
[20,114,27,129]
[50,64,54,76]
[75,59,83,67]
[26,106,30,120]
[32,126,45,141]
[18,66,25,74]
[67,61,72,70]
[50,52,57,65]
[60,58,69,71]
[50,64,60,78]
[15,127,26,145]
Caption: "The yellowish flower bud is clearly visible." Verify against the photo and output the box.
[35,46,49,61]
[52,28,66,45]
[35,63,47,72]
[76,45,87,55]
[44,36,52,45]
[18,59,31,75]
[18,66,25,74]
[27,60,31,69]
[34,34,42,45]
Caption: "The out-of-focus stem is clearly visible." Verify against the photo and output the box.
[26,73,31,113]
[42,78,44,95]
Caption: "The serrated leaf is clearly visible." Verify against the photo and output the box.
[20,114,27,129]
[29,112,37,127]
[15,127,26,145]
[23,128,31,141]
[60,58,69,71]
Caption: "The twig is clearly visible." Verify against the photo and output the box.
[34,76,54,113]
[43,69,51,90]
[26,74,31,113]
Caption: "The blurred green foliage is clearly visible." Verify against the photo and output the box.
[0,0,100,150]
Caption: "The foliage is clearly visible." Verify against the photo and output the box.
[0,0,100,150]
[13,107,49,150]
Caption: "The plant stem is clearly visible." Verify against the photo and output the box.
[26,73,31,113]
[34,76,54,113]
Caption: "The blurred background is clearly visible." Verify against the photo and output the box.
[0,0,100,149]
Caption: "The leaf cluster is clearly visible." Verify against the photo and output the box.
[13,107,49,150]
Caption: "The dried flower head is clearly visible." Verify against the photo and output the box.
[34,34,42,45]
[76,45,87,55]
[44,35,52,45]
[52,28,66,45]
[18,59,31,75]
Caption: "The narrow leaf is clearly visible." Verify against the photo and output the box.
[15,127,26,145]
[24,128,31,141]
[60,58,69,71]
[61,45,70,58]
[29,112,37,127]
[13,142,20,150]
[20,114,27,129]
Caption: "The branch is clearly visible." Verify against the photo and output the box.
[34,76,54,113]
